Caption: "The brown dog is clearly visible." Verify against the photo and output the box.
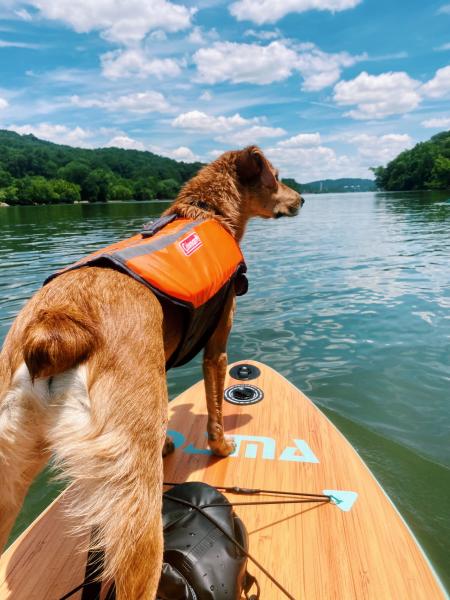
[0,146,302,598]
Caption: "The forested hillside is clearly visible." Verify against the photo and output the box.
[0,129,383,206]
[0,130,203,205]
[373,131,450,191]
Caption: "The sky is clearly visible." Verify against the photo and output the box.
[0,0,449,182]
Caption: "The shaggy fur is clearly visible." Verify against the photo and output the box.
[0,146,302,599]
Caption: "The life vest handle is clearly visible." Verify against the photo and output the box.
[235,263,248,296]
[141,214,178,238]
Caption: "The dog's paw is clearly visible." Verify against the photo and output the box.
[162,435,176,457]
[209,437,236,458]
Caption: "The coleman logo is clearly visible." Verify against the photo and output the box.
[179,231,202,256]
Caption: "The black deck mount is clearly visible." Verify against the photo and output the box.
[224,383,264,406]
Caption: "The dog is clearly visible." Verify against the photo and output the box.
[0,145,302,599]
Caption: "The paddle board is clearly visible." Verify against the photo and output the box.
[0,360,446,599]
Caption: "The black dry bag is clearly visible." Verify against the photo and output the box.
[158,481,257,599]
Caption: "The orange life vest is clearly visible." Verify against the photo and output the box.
[45,215,247,368]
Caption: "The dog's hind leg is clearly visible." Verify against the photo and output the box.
[0,363,50,552]
[47,341,167,599]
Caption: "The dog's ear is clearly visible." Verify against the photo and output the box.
[236,146,277,189]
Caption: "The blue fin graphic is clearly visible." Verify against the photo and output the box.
[323,490,358,512]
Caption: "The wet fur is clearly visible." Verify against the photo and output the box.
[0,146,302,599]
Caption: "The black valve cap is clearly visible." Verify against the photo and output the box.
[229,363,261,381]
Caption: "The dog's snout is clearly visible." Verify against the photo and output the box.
[293,193,304,212]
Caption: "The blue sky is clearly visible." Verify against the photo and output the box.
[0,0,449,181]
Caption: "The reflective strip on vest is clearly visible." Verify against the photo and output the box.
[50,218,245,310]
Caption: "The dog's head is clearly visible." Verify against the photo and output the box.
[235,145,304,219]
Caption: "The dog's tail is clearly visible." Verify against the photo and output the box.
[22,306,99,380]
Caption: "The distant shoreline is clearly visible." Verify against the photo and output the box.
[4,189,450,209]
[0,198,173,207]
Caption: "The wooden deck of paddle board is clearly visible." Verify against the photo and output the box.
[0,360,446,599]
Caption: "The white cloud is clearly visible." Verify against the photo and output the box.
[435,42,450,51]
[0,97,9,110]
[332,65,450,121]
[169,146,199,161]
[145,143,201,162]
[19,0,193,45]
[295,44,363,91]
[194,41,299,85]
[6,123,95,147]
[230,0,361,25]
[200,90,213,101]
[101,48,181,80]
[421,65,450,98]
[14,8,33,20]
[188,26,205,44]
[148,30,167,42]
[0,39,42,48]
[194,40,360,89]
[365,51,408,61]
[216,125,286,145]
[278,132,321,147]
[171,110,284,146]
[171,110,260,132]
[26,66,94,85]
[422,117,450,128]
[106,135,145,150]
[267,143,360,181]
[244,28,281,40]
[333,71,422,119]
[71,91,172,113]
[187,26,218,45]
[437,4,450,14]
[349,133,413,164]
[266,132,409,180]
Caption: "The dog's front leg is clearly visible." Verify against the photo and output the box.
[203,293,236,457]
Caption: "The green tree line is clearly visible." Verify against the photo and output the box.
[0,130,203,205]
[372,131,450,191]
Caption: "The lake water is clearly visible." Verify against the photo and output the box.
[1,192,449,590]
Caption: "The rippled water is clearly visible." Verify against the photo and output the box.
[1,192,449,588]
